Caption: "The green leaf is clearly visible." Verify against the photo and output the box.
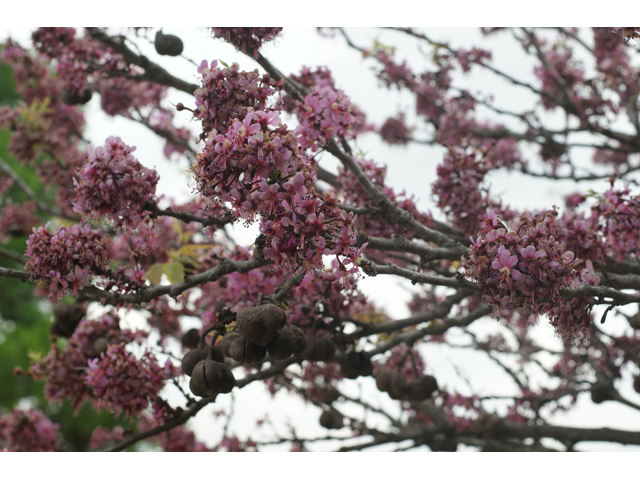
[163,262,184,284]
[145,263,164,285]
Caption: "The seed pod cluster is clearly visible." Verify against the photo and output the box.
[182,344,234,397]
[154,30,184,56]
[319,410,343,430]
[182,344,225,376]
[301,336,335,362]
[222,304,307,364]
[340,351,373,379]
[51,303,85,338]
[189,359,235,397]
[375,370,438,401]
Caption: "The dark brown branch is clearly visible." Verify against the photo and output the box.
[85,28,199,95]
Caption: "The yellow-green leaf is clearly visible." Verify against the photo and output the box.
[163,262,184,284]
[145,263,164,285]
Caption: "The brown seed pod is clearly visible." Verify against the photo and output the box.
[225,334,267,364]
[406,375,439,402]
[340,351,373,379]
[62,87,92,105]
[220,332,242,358]
[215,362,236,394]
[155,30,184,56]
[181,345,211,376]
[189,359,223,397]
[267,325,308,360]
[591,385,613,404]
[375,370,393,393]
[237,304,287,346]
[90,337,109,358]
[388,373,408,400]
[301,336,335,362]
[319,410,343,430]
[322,387,340,404]
[181,328,201,350]
[51,303,85,337]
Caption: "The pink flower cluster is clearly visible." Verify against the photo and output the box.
[376,344,425,381]
[193,108,364,280]
[0,199,40,243]
[211,27,282,58]
[0,408,60,452]
[295,82,355,151]
[592,186,640,260]
[73,136,158,230]
[86,344,178,418]
[379,114,412,145]
[26,313,140,410]
[463,211,585,326]
[25,223,110,301]
[195,60,282,136]
[432,149,516,237]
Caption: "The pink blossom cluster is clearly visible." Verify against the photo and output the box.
[593,28,640,104]
[463,211,589,333]
[89,425,125,451]
[592,147,630,169]
[86,344,178,418]
[193,108,364,280]
[147,107,194,158]
[371,50,418,91]
[73,136,159,230]
[0,408,60,452]
[379,114,412,145]
[211,27,282,58]
[94,75,167,117]
[432,149,516,237]
[25,223,110,301]
[195,60,282,136]
[375,344,425,381]
[25,313,140,410]
[456,48,492,73]
[214,435,258,452]
[0,40,87,216]
[0,199,40,243]
[282,66,373,137]
[592,186,640,260]
[301,362,343,404]
[295,82,356,151]
[533,36,615,121]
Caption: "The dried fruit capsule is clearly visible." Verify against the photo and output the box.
[224,334,267,364]
[51,303,84,337]
[90,337,109,358]
[319,410,343,430]
[267,325,308,360]
[189,359,222,397]
[62,88,92,105]
[322,387,340,404]
[220,332,242,358]
[181,328,200,350]
[154,30,183,56]
[237,304,286,346]
[301,336,336,362]
[388,373,408,400]
[375,370,393,393]
[340,351,373,379]
[591,385,613,404]
[182,345,210,376]
[406,375,438,401]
